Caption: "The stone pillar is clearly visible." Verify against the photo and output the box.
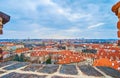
[0,17,3,34]
[0,12,10,62]
[0,48,3,62]
[0,12,10,34]
[0,16,3,62]
[117,7,120,46]
[112,1,120,46]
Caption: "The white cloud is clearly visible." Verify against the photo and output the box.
[56,7,89,22]
[88,23,104,29]
[42,0,88,22]
[0,0,117,39]
[63,27,81,33]
[1,26,82,39]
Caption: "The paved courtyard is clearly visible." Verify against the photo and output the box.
[0,61,119,78]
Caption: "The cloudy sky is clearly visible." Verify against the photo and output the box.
[0,0,119,39]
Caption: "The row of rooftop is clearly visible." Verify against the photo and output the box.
[0,41,120,72]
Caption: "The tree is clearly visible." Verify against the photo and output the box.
[13,54,19,61]
[46,57,51,64]
[13,54,25,62]
[82,49,97,54]
[19,53,25,62]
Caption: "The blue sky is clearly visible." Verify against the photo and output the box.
[0,0,119,39]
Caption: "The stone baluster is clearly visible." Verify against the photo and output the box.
[117,7,120,46]
[112,1,120,46]
[0,17,3,34]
